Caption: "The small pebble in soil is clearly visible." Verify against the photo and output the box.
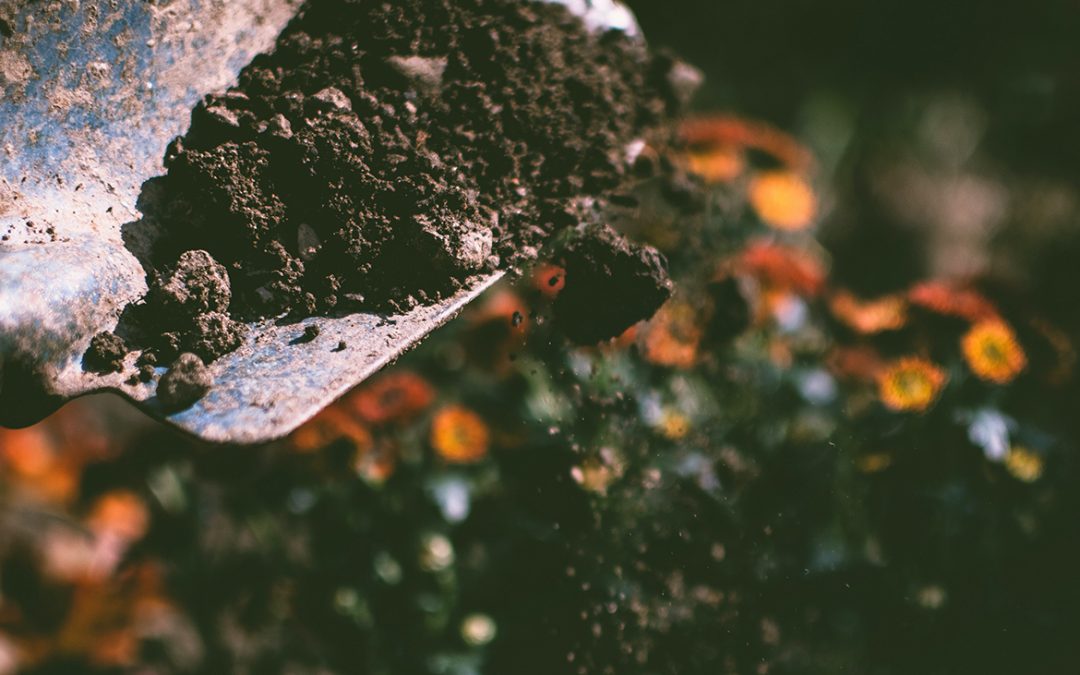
[157,353,213,411]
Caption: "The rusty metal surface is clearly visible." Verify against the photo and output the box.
[0,0,638,445]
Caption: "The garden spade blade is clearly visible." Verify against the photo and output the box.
[0,0,637,445]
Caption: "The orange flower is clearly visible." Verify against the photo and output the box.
[87,491,149,543]
[738,240,826,297]
[641,301,702,369]
[430,406,490,463]
[877,357,948,412]
[908,281,998,322]
[0,427,56,478]
[829,291,908,334]
[679,115,815,172]
[748,171,817,231]
[347,371,435,425]
[290,406,373,453]
[962,320,1027,384]
[685,146,745,184]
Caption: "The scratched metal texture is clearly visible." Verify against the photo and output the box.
[0,0,637,444]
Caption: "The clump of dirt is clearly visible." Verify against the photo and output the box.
[553,223,673,344]
[84,0,691,404]
[84,332,128,374]
[146,0,677,318]
[157,353,213,411]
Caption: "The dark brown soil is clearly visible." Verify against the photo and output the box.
[157,353,213,411]
[85,0,689,394]
[553,223,673,344]
[84,332,128,374]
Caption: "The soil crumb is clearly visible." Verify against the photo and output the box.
[84,332,128,374]
[553,223,673,344]
[157,353,213,411]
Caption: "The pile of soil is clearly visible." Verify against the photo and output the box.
[86,0,689,400]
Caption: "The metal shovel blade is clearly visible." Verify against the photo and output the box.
[0,0,637,444]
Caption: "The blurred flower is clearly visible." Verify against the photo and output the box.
[766,291,809,334]
[419,533,455,572]
[916,585,947,610]
[347,371,435,425]
[0,427,55,478]
[679,115,815,172]
[571,458,617,495]
[829,291,908,334]
[877,357,947,412]
[1005,446,1044,483]
[290,406,373,453]
[461,613,497,646]
[430,406,490,463]
[429,475,471,523]
[533,263,566,298]
[963,408,1015,461]
[658,409,691,440]
[908,281,997,322]
[685,146,745,183]
[373,552,403,585]
[748,171,817,231]
[738,240,826,297]
[962,320,1027,384]
[41,527,101,582]
[641,301,702,369]
[796,368,838,405]
[856,453,893,473]
[88,491,149,543]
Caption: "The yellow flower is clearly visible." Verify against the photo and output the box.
[748,171,817,231]
[962,320,1027,384]
[430,406,490,463]
[571,458,616,495]
[658,409,691,440]
[877,357,947,412]
[1005,446,1043,483]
